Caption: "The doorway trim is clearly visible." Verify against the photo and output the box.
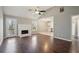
[71,15,79,52]
[38,16,54,37]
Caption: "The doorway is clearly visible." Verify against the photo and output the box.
[37,16,54,37]
[72,15,79,52]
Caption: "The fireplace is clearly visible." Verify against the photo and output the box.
[21,30,28,34]
[18,24,31,37]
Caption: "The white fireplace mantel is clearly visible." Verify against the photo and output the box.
[18,24,31,37]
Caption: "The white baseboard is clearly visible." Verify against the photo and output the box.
[55,37,72,42]
[38,32,53,36]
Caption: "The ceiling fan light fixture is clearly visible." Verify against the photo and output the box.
[35,11,39,14]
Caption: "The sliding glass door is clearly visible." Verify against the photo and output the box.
[5,16,17,38]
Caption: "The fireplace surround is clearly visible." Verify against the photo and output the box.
[18,24,31,37]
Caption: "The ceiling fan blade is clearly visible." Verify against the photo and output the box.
[39,10,46,12]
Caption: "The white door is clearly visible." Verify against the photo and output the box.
[72,15,79,52]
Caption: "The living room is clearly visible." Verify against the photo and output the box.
[0,6,79,53]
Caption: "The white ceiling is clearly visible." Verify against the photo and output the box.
[3,6,52,19]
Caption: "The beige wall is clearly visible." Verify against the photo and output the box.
[17,17,32,25]
[0,7,3,45]
[4,15,32,25]
[4,15,32,26]
[37,17,53,32]
[37,20,48,32]
[40,6,79,40]
[4,15,32,37]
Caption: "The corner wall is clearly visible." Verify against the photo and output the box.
[4,15,32,38]
[0,7,3,45]
[40,6,79,40]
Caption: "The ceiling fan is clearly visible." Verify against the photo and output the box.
[28,7,46,15]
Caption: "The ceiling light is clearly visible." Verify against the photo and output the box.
[35,11,39,14]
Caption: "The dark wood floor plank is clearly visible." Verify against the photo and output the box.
[0,34,72,53]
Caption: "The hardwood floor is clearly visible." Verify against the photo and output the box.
[0,34,72,53]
